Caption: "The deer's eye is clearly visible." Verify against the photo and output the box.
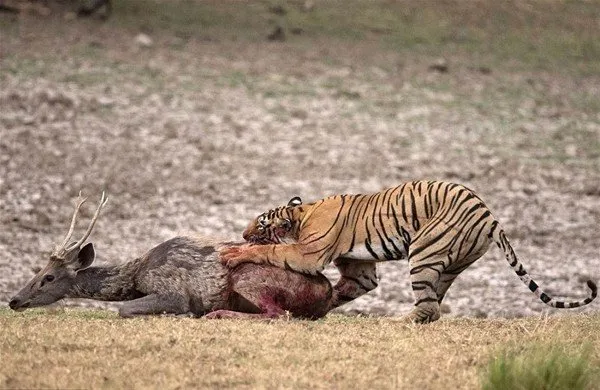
[43,275,55,283]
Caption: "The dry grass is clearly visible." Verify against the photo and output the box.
[1,308,599,389]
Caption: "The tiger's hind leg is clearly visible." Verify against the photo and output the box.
[436,272,460,304]
[406,214,494,323]
[406,257,446,324]
[436,249,489,304]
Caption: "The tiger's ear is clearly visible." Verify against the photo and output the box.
[288,197,302,207]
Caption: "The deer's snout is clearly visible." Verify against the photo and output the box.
[8,297,29,311]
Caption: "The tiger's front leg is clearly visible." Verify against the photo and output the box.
[331,260,379,309]
[219,243,326,274]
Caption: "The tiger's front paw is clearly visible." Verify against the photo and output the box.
[219,245,258,268]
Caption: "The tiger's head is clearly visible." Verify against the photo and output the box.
[242,197,303,244]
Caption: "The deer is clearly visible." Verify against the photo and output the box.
[8,193,335,319]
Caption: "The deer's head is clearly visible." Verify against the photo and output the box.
[9,192,107,311]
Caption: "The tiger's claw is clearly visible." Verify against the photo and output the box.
[219,245,256,268]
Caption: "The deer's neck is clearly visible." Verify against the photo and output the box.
[67,262,142,301]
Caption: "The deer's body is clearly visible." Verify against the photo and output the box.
[9,194,333,319]
[77,236,332,318]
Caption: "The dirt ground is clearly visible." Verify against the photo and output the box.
[1,1,599,320]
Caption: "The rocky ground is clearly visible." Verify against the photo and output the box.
[1,1,599,319]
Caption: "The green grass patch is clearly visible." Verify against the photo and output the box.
[99,0,600,74]
[482,344,599,390]
[109,0,270,41]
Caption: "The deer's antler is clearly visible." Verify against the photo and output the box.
[52,192,108,259]
[56,191,88,251]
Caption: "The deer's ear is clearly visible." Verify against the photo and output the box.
[75,242,96,271]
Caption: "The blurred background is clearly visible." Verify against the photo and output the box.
[1,0,599,318]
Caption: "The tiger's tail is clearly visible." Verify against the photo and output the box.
[489,220,597,308]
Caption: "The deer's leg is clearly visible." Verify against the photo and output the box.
[204,307,285,320]
[330,260,378,310]
[119,293,189,318]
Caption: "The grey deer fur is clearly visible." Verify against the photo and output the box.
[9,193,334,319]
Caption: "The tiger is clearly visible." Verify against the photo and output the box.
[220,180,598,323]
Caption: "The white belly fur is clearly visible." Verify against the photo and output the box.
[341,240,407,261]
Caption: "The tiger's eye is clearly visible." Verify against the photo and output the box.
[258,215,268,227]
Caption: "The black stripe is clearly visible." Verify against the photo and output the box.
[364,218,372,246]
[412,280,436,290]
[415,181,422,196]
[441,209,481,262]
[409,189,420,231]
[390,202,402,235]
[401,226,411,245]
[400,191,409,224]
[539,293,551,303]
[415,297,438,305]
[375,228,394,260]
[462,212,492,257]
[445,258,478,275]
[441,183,450,206]
[385,234,404,259]
[410,261,445,275]
[364,240,380,260]
[378,189,402,257]
[488,220,499,239]
[360,193,376,221]
[345,196,364,254]
[408,219,456,259]
[528,280,538,292]
[411,189,471,243]
[348,231,356,253]
[441,206,486,262]
[433,182,441,212]
[423,193,431,219]
[371,192,383,224]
